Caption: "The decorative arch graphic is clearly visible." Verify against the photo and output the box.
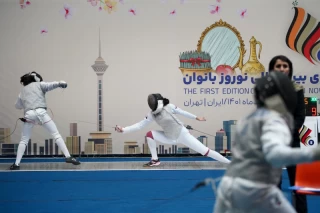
[286,7,320,64]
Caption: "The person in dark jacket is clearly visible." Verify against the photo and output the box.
[269,55,307,213]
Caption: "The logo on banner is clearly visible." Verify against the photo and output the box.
[286,7,320,64]
[299,125,315,146]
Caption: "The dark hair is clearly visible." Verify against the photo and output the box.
[268,55,293,78]
[20,72,43,86]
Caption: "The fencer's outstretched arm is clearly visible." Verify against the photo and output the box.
[169,104,197,119]
[121,113,154,134]
[40,81,67,93]
[261,116,318,168]
[15,94,23,109]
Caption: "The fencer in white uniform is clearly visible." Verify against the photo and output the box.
[115,93,230,167]
[10,72,80,170]
[214,71,320,213]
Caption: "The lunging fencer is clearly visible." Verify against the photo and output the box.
[214,72,320,213]
[115,93,230,167]
[10,72,80,170]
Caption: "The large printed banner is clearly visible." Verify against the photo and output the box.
[0,0,319,155]
[181,71,320,108]
[177,6,319,108]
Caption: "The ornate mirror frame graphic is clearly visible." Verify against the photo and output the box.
[197,19,246,70]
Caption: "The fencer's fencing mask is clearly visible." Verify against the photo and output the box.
[254,71,297,130]
[148,93,164,114]
[30,71,43,82]
[20,71,43,86]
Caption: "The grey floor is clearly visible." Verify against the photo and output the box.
[0,161,228,171]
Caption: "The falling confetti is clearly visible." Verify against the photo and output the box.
[128,8,136,15]
[87,0,98,6]
[19,0,31,9]
[60,4,74,19]
[180,0,185,4]
[103,0,117,14]
[209,5,221,14]
[216,0,221,2]
[40,28,48,34]
[238,9,247,18]
[119,0,124,4]
[170,9,176,15]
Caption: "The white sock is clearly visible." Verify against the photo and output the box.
[55,138,71,158]
[15,144,26,166]
[147,137,158,160]
[207,150,231,164]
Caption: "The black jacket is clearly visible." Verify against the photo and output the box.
[292,84,306,148]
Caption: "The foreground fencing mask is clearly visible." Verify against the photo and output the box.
[148,93,164,114]
[254,71,297,130]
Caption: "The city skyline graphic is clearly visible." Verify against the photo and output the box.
[0,30,237,156]
[0,119,237,156]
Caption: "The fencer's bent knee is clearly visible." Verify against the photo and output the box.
[146,131,154,139]
[19,141,28,146]
[52,132,62,141]
[20,136,30,146]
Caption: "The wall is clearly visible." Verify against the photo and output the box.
[0,0,319,154]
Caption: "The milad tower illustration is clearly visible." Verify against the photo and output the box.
[91,28,108,131]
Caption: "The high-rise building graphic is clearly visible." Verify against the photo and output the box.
[223,120,237,151]
[159,145,164,154]
[67,123,82,154]
[85,141,95,154]
[91,28,108,132]
[177,147,190,154]
[44,139,54,155]
[1,143,18,155]
[33,143,37,155]
[70,123,77,136]
[49,139,53,155]
[45,140,49,155]
[0,128,11,143]
[0,128,11,154]
[87,132,112,154]
[124,141,140,154]
[87,29,113,154]
[39,146,44,155]
[172,145,177,154]
[214,129,227,152]
[55,144,58,155]
[197,136,208,146]
[65,136,81,155]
